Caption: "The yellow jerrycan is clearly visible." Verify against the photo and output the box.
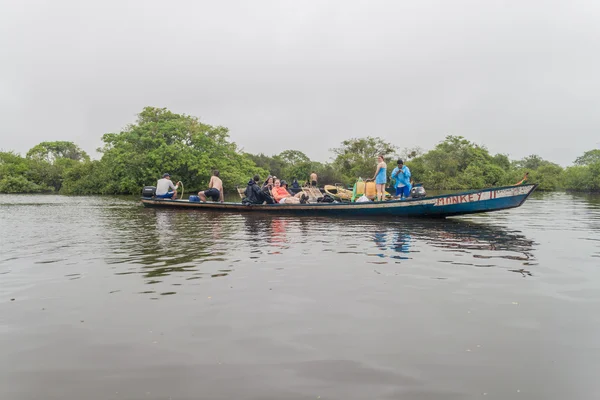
[352,178,366,202]
[365,180,377,199]
[355,179,365,196]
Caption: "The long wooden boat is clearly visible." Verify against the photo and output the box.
[141,184,537,218]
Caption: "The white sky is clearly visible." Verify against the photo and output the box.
[1,0,599,165]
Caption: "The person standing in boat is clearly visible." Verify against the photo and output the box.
[156,173,179,199]
[372,155,387,201]
[310,171,318,187]
[391,159,412,199]
[198,170,224,203]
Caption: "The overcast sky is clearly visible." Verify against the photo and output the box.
[1,0,599,165]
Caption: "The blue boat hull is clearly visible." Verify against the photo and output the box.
[141,184,537,218]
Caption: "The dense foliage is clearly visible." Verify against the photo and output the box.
[246,150,345,185]
[0,144,88,193]
[406,136,511,190]
[331,137,397,183]
[562,150,600,192]
[1,107,598,194]
[83,107,264,194]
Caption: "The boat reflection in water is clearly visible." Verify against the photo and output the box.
[104,208,538,294]
[311,216,536,276]
[373,231,412,260]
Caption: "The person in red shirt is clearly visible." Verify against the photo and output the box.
[272,179,307,204]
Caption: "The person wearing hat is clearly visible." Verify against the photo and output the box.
[391,159,411,199]
[156,173,179,199]
[280,180,298,197]
[272,179,308,204]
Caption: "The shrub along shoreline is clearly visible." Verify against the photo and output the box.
[1,107,599,195]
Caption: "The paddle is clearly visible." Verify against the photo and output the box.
[177,181,184,199]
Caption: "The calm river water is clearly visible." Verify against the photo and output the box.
[1,192,599,400]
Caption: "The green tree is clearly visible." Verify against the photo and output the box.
[398,147,424,162]
[26,141,89,163]
[278,150,313,182]
[23,141,90,192]
[278,150,310,166]
[513,154,552,170]
[60,160,111,195]
[574,149,600,166]
[562,149,600,192]
[331,137,397,184]
[0,151,53,193]
[0,151,29,178]
[0,175,49,193]
[92,107,265,194]
[492,153,511,170]
[407,136,511,190]
[245,153,286,179]
[510,154,563,191]
[310,162,345,185]
[563,165,599,192]
[528,164,564,191]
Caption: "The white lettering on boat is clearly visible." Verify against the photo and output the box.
[434,186,530,207]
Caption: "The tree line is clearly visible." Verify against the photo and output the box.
[1,107,599,194]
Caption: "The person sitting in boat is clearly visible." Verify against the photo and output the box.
[156,173,179,199]
[198,169,224,203]
[244,175,266,204]
[262,176,274,194]
[281,180,299,197]
[372,155,387,201]
[291,178,301,190]
[272,179,308,204]
[391,159,412,199]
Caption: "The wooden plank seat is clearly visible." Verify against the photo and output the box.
[236,187,246,199]
[302,186,323,202]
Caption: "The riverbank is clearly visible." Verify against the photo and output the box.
[2,108,599,197]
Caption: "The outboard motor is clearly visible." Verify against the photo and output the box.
[410,186,426,198]
[142,186,156,198]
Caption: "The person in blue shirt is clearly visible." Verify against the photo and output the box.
[372,155,387,201]
[391,159,411,199]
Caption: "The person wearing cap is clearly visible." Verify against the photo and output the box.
[391,159,411,199]
[281,180,291,195]
[272,179,308,204]
[281,180,298,197]
[156,173,179,199]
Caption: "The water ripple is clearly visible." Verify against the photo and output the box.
[1,192,598,295]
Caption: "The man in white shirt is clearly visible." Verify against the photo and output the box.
[156,173,179,199]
